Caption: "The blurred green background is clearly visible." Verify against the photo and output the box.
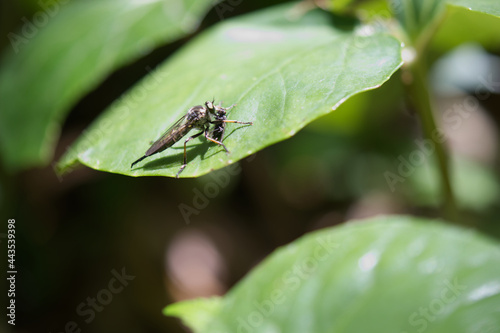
[1,0,499,332]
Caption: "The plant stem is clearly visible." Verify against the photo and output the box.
[406,58,457,221]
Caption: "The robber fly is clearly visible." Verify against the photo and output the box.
[131,101,252,178]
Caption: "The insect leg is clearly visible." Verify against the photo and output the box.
[176,131,204,178]
[223,120,253,125]
[224,104,236,111]
[205,131,229,153]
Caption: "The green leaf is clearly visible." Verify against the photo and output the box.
[390,0,447,44]
[0,0,216,171]
[164,297,222,332]
[57,3,403,178]
[447,0,500,17]
[329,0,392,18]
[164,215,500,333]
[431,6,500,54]
[329,0,359,14]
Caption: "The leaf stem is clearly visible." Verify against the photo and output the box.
[406,58,457,221]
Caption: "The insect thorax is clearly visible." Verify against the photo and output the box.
[186,105,210,128]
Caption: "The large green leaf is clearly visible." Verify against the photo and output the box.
[447,0,500,17]
[57,3,403,178]
[165,215,500,333]
[0,0,216,171]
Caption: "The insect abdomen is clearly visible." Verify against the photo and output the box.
[145,127,191,156]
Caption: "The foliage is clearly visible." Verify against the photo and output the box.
[0,0,216,170]
[57,4,403,178]
[165,216,500,333]
[1,1,500,332]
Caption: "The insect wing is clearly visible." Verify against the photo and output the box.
[145,114,192,156]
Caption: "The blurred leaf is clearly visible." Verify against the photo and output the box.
[390,0,446,44]
[448,0,500,17]
[430,6,500,54]
[0,0,217,171]
[164,215,500,332]
[307,73,403,135]
[329,0,359,14]
[57,3,403,178]
[273,138,392,204]
[407,156,500,211]
[165,297,222,332]
[352,0,392,18]
[329,0,391,16]
[307,86,372,135]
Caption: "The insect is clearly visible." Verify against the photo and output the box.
[131,101,253,178]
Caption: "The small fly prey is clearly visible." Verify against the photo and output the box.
[131,101,253,178]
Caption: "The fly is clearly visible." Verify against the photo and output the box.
[131,101,253,178]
